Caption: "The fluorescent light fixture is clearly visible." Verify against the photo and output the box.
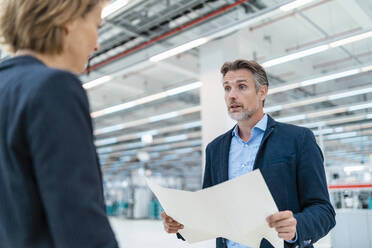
[326,132,357,140]
[261,29,372,68]
[282,96,328,109]
[344,165,365,173]
[262,45,329,68]
[275,100,372,125]
[95,121,201,147]
[96,137,118,146]
[300,69,360,87]
[330,31,372,48]
[83,75,112,90]
[313,128,334,136]
[348,102,372,111]
[328,87,372,100]
[166,81,202,96]
[334,127,344,132]
[91,81,201,118]
[269,83,301,94]
[150,38,209,62]
[362,65,372,72]
[307,107,348,118]
[164,134,188,143]
[183,121,202,129]
[339,136,368,144]
[276,114,306,122]
[94,106,200,136]
[268,64,369,95]
[95,124,125,135]
[141,134,153,144]
[264,105,283,113]
[102,0,129,19]
[279,0,314,11]
[148,112,179,122]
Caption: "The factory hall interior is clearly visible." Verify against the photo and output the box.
[1,0,372,247]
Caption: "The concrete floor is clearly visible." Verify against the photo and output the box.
[109,218,331,248]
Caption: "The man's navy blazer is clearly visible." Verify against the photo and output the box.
[203,115,335,248]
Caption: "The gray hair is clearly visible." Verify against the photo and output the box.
[220,59,269,91]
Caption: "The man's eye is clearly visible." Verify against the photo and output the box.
[239,85,246,89]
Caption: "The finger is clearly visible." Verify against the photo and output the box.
[168,221,183,228]
[165,216,174,223]
[272,217,296,228]
[164,224,184,233]
[267,211,293,225]
[275,226,296,234]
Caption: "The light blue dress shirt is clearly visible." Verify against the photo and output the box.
[226,114,297,248]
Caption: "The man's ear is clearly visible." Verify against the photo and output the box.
[258,85,268,102]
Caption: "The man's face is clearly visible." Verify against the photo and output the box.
[223,69,266,121]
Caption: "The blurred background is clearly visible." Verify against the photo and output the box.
[2,0,371,247]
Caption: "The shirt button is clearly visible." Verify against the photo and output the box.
[241,163,245,168]
[244,144,248,147]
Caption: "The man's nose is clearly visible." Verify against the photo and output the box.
[227,88,238,99]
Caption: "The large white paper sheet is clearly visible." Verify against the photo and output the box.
[146,169,283,248]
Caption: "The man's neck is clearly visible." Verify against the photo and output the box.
[237,111,265,142]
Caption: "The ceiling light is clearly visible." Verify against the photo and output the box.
[83,75,112,90]
[362,65,372,72]
[102,0,129,19]
[166,81,202,96]
[348,102,372,111]
[148,112,179,122]
[263,105,283,113]
[300,69,360,87]
[330,30,372,48]
[276,114,306,122]
[91,81,201,118]
[282,96,328,109]
[268,83,301,94]
[94,106,201,136]
[344,165,366,173]
[307,107,348,118]
[262,45,329,68]
[326,132,357,140]
[328,87,372,100]
[279,0,315,11]
[262,28,372,68]
[150,38,209,62]
[268,64,369,95]
[141,134,153,145]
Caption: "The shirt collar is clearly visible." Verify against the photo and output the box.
[232,114,268,137]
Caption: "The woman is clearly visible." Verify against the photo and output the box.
[0,0,118,247]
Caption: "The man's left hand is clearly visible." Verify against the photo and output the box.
[266,210,297,241]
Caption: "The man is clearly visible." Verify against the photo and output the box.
[161,59,335,248]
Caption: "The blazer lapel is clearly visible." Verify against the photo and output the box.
[253,115,276,170]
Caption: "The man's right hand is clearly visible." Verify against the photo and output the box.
[161,211,184,233]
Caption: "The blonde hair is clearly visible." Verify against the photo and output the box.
[0,0,103,54]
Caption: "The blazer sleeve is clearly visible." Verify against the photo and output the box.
[294,128,336,247]
[26,71,118,248]
[202,143,213,189]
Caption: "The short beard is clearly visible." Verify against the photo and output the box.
[228,101,259,122]
[229,109,255,121]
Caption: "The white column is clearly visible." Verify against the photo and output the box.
[199,35,240,175]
